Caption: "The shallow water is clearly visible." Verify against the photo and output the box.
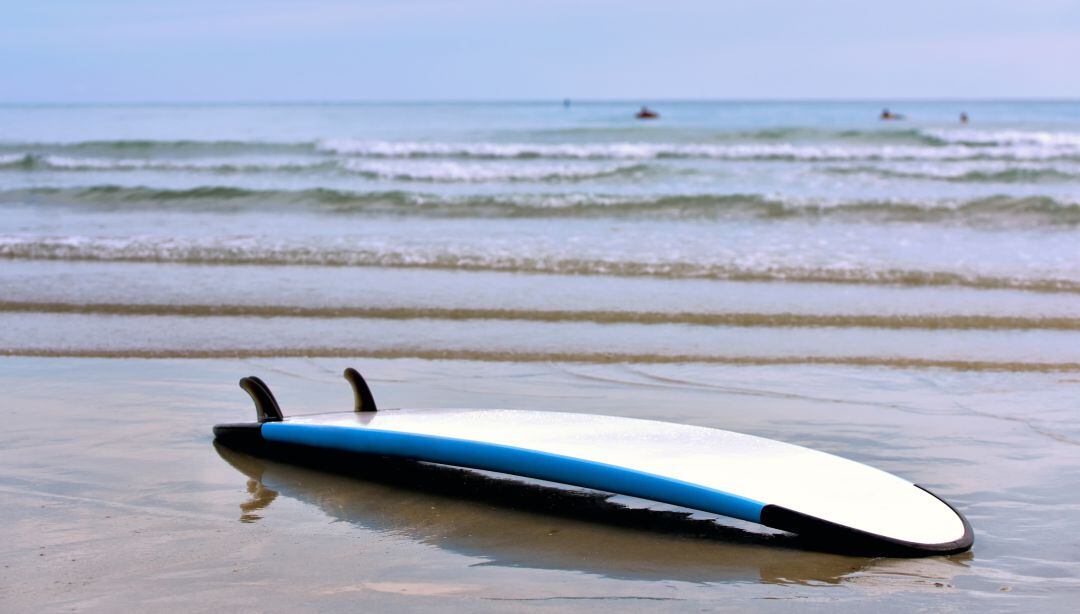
[4,103,1080,304]
[1,101,1079,610]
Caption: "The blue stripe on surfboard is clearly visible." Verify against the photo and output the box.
[261,422,765,524]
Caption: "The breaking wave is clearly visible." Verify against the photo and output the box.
[0,153,650,182]
[6,132,1080,161]
[920,129,1080,147]
[1,235,1077,293]
[3,186,1079,225]
[0,139,311,156]
[824,164,1080,183]
[338,159,649,182]
[0,153,332,173]
[316,139,1080,161]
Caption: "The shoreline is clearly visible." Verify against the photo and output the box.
[3,348,1079,373]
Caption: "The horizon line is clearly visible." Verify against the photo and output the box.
[2,97,1079,106]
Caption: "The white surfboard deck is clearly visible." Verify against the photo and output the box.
[253,408,970,551]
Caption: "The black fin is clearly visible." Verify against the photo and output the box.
[344,367,378,412]
[248,376,283,421]
[239,376,283,422]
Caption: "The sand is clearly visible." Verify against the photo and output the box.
[2,357,1078,611]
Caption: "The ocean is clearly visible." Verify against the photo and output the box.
[1,101,1078,609]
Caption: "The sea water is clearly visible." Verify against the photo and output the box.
[0,101,1078,363]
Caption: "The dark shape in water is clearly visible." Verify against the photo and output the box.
[636,106,659,119]
[880,107,906,121]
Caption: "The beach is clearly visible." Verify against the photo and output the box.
[3,358,1079,610]
[2,101,1079,610]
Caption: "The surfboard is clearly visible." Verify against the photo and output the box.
[213,370,973,556]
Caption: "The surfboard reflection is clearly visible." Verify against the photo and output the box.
[239,476,278,523]
[215,443,969,584]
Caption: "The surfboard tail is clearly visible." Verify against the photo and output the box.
[217,367,379,446]
[214,375,284,449]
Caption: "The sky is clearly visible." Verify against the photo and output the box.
[2,0,1079,102]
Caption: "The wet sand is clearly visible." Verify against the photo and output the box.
[2,357,1078,611]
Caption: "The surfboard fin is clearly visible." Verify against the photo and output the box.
[344,367,378,412]
[239,376,283,422]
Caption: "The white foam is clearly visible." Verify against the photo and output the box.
[340,159,642,182]
[317,140,1080,161]
[832,160,1080,180]
[43,156,148,170]
[34,156,325,172]
[922,129,1080,147]
[1,226,1075,292]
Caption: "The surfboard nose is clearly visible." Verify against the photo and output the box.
[760,483,973,555]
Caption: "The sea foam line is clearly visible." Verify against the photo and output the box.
[3,187,1078,225]
[921,129,1080,147]
[0,154,649,182]
[316,140,1080,161]
[4,128,1080,159]
[0,236,1076,293]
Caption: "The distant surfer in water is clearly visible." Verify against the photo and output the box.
[960,111,969,124]
[880,108,905,121]
[636,106,659,120]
